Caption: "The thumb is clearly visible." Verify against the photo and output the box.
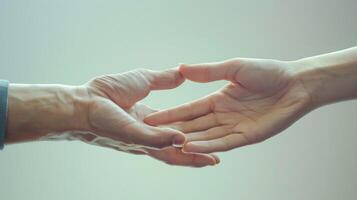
[179,59,242,83]
[146,68,185,90]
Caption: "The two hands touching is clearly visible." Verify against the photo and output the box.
[5,47,357,167]
[146,59,311,154]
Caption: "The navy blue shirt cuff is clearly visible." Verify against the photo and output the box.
[0,80,9,150]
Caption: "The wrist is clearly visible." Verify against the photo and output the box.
[290,59,325,110]
[6,84,90,143]
[290,48,357,109]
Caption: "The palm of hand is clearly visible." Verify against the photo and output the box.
[146,59,312,153]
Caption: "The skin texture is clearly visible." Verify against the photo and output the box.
[6,69,218,167]
[145,59,312,153]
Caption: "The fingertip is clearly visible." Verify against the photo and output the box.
[153,126,186,148]
[144,112,163,125]
[194,153,217,167]
[202,155,217,166]
[211,154,221,165]
[143,115,155,125]
[178,63,187,68]
[183,141,213,154]
[200,157,216,167]
[172,132,186,147]
[178,63,190,75]
[149,67,185,90]
[170,66,183,75]
[178,63,212,83]
[182,142,196,153]
[168,67,186,86]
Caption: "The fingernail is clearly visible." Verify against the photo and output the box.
[182,142,195,153]
[214,159,220,166]
[212,155,220,165]
[216,158,221,164]
[173,134,185,147]
[178,63,189,69]
[173,143,183,148]
[210,159,219,166]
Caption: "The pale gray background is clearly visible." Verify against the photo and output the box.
[0,0,357,199]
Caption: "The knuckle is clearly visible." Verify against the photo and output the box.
[135,68,152,78]
[89,75,116,94]
[90,75,107,85]
[136,68,149,73]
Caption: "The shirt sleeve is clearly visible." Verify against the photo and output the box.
[0,80,9,150]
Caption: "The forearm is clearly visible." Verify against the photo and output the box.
[6,84,89,144]
[293,47,357,109]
